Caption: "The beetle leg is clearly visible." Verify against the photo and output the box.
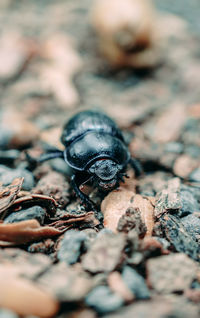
[38,150,64,163]
[25,150,64,169]
[129,158,143,176]
[71,174,97,211]
[118,173,125,183]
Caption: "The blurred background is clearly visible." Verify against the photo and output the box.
[0,0,199,179]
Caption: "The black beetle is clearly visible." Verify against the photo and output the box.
[34,110,141,210]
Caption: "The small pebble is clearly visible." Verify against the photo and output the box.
[0,165,34,190]
[57,230,87,265]
[189,168,200,182]
[122,266,150,299]
[85,286,124,314]
[4,206,46,225]
[164,142,183,154]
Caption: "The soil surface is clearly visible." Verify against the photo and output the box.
[0,0,200,318]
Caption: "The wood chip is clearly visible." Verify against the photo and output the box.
[102,189,154,235]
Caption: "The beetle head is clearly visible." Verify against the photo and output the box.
[88,159,120,190]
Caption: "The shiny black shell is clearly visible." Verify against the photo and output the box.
[61,110,130,171]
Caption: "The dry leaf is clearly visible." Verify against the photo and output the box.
[10,193,58,215]
[49,211,99,231]
[0,178,24,218]
[0,219,64,244]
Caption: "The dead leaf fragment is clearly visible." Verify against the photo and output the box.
[0,219,63,244]
[9,193,58,215]
[0,178,24,218]
[0,264,59,318]
[49,211,99,231]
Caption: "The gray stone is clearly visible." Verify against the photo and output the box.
[0,165,34,190]
[58,230,86,265]
[85,286,124,313]
[4,206,46,224]
[122,266,150,299]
